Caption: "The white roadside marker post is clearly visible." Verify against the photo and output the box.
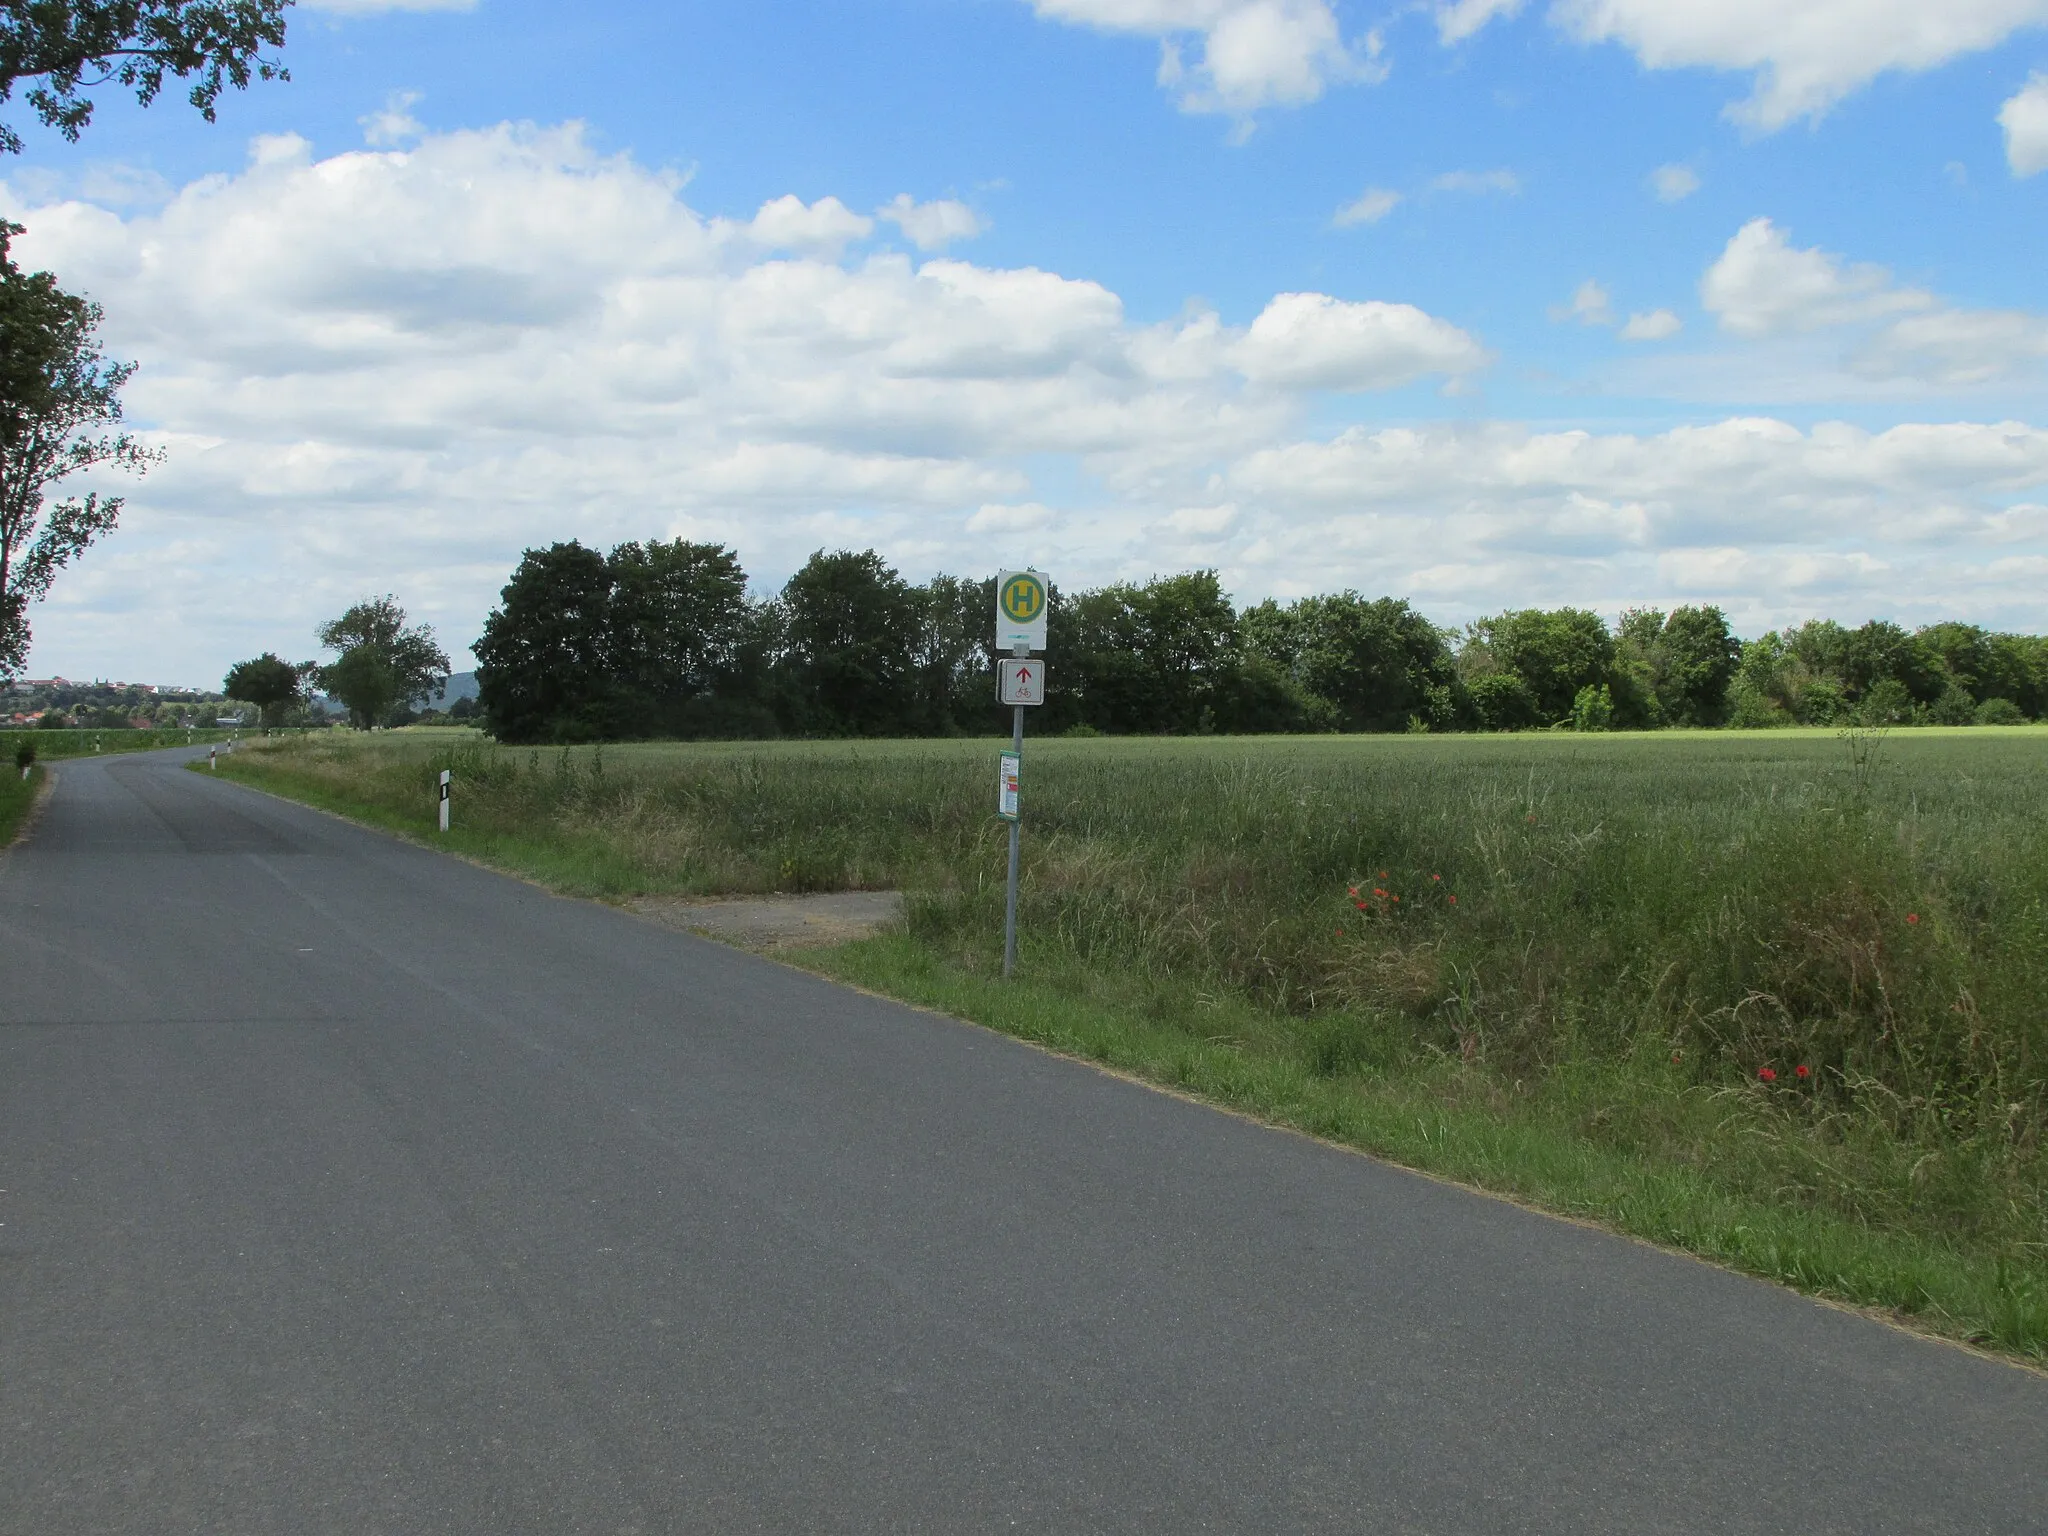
[209,746,217,770]
[994,570,1050,979]
[439,769,451,833]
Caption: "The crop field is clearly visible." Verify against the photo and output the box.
[0,727,241,762]
[215,725,2048,1360]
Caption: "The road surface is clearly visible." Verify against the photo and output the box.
[2,748,2044,1532]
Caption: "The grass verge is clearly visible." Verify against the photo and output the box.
[802,933,2046,1365]
[0,763,43,846]
[205,729,2048,1366]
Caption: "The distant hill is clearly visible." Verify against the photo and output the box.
[430,672,480,708]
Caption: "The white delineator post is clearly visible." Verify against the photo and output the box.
[209,747,218,771]
[439,769,451,833]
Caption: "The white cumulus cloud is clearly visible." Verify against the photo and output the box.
[1701,217,1931,336]
[1435,0,1526,44]
[1332,187,1401,226]
[1234,292,1491,389]
[1620,308,1683,341]
[1700,217,2048,385]
[6,122,2046,680]
[2001,71,2048,176]
[734,194,874,254]
[1439,0,2048,130]
[878,195,988,251]
[1027,0,1383,118]
[1556,279,1612,325]
[1650,163,1700,202]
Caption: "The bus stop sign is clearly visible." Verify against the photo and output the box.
[996,570,1048,652]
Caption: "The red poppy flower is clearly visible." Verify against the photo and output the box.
[1794,1064,1811,1080]
[1758,1067,1777,1083]
[1670,1051,1682,1064]
[1431,874,1441,882]
[1373,889,1386,899]
[1347,885,1359,897]
[1907,913,1921,925]
[1378,870,1388,879]
[1447,895,1457,905]
[1354,900,1367,910]
[1391,894,1400,902]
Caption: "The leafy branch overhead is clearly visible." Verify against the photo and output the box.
[0,0,291,154]
[0,219,157,679]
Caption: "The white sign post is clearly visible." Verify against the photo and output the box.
[994,570,1049,978]
[439,769,451,833]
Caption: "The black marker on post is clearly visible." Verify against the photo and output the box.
[439,769,451,833]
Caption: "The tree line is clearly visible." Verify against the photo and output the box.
[447,540,2048,742]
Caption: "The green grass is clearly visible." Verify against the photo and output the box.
[210,724,2048,1362]
[0,762,43,845]
[2,726,242,761]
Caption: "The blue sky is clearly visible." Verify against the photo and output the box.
[5,0,2047,681]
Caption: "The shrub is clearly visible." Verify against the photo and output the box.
[1569,683,1616,732]
[1467,673,1541,731]
[1929,685,1978,726]
[1975,697,2027,726]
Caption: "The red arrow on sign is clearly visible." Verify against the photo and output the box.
[1017,667,1034,684]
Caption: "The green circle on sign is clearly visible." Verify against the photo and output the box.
[1002,573,1047,623]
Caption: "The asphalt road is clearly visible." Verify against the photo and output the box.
[2,748,2044,1533]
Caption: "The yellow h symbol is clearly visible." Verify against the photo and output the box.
[1002,574,1045,622]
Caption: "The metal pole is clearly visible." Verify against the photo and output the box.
[1003,700,1024,977]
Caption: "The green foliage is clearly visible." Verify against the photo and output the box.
[1569,682,1615,731]
[1466,671,1540,731]
[777,548,923,736]
[1615,605,1742,726]
[1243,591,1456,733]
[0,0,290,154]
[13,735,32,769]
[316,595,449,729]
[0,221,156,680]
[1467,608,1613,723]
[1858,677,1920,726]
[473,541,618,742]
[1976,697,2026,726]
[465,539,2047,744]
[222,650,308,726]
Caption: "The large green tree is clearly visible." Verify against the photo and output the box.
[1465,609,1614,725]
[222,650,307,726]
[473,541,614,743]
[0,0,289,154]
[607,538,763,735]
[0,221,154,679]
[1064,572,1245,734]
[1614,605,1741,727]
[1244,592,1457,732]
[316,595,448,729]
[776,549,920,736]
